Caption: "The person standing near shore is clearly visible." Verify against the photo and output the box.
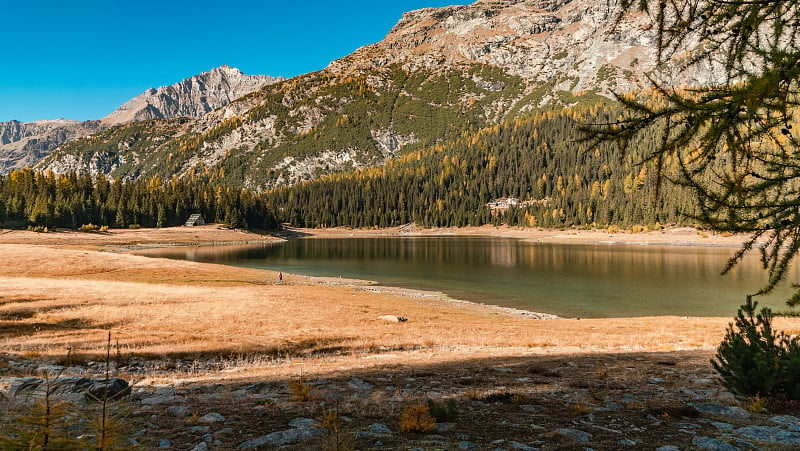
[278,272,283,284]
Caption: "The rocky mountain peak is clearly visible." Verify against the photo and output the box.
[333,0,721,101]
[101,65,283,125]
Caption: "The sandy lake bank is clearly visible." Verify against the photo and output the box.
[0,224,783,368]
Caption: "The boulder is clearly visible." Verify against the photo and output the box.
[555,428,592,443]
[198,412,225,424]
[9,376,130,404]
[237,427,326,449]
[735,425,800,446]
[692,436,740,451]
[378,315,408,322]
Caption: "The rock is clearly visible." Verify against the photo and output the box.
[369,423,392,434]
[508,441,540,450]
[619,439,637,446]
[458,441,478,450]
[556,428,592,443]
[190,442,208,451]
[190,426,210,433]
[9,376,130,404]
[198,412,225,423]
[240,382,275,393]
[237,426,327,449]
[692,436,739,451]
[378,315,408,322]
[152,386,179,396]
[727,436,759,450]
[655,447,680,451]
[735,425,800,446]
[347,378,374,391]
[288,417,320,428]
[141,393,183,406]
[356,431,384,440]
[159,438,171,448]
[648,377,664,384]
[691,403,750,421]
[434,422,455,432]
[166,405,190,417]
[771,415,800,431]
[604,398,623,410]
[699,420,734,431]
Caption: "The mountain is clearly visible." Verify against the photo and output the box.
[101,65,283,125]
[37,0,716,189]
[0,66,280,174]
[0,119,102,173]
[334,0,722,100]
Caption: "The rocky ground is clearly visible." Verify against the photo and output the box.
[2,350,800,450]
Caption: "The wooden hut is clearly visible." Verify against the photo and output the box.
[184,213,205,227]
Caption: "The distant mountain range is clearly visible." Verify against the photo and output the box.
[6,0,716,187]
[0,119,101,172]
[0,66,281,173]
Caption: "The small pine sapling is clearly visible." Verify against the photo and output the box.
[712,296,800,402]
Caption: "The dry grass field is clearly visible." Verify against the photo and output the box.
[0,226,765,376]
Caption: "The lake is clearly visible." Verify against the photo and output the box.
[134,236,800,318]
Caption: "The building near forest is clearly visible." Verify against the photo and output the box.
[184,213,205,227]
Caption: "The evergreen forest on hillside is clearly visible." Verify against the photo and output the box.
[0,103,700,231]
[265,103,699,229]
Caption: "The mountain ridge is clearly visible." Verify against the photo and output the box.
[0,66,280,173]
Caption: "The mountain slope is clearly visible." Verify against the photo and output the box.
[38,0,716,189]
[41,65,529,187]
[264,102,697,229]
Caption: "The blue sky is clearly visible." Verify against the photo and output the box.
[1,1,469,123]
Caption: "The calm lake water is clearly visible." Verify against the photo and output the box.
[135,237,800,318]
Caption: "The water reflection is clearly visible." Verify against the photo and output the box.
[135,237,800,318]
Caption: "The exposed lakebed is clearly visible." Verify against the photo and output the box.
[134,236,799,318]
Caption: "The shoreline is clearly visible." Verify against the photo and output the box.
[287,224,751,248]
[0,224,751,250]
[115,224,755,321]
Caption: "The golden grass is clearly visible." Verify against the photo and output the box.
[1,226,797,383]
